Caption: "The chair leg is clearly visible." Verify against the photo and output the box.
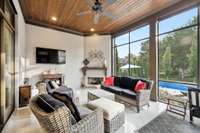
[190,111,193,122]
[190,116,193,122]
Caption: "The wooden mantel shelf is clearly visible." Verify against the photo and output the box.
[41,73,64,86]
[81,66,107,76]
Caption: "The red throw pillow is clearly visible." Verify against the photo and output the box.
[134,80,147,92]
[104,76,114,86]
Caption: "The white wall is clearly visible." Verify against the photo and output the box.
[84,35,112,75]
[11,1,111,106]
[12,0,26,107]
[25,24,84,90]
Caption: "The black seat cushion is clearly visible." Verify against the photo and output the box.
[119,77,138,90]
[120,89,137,99]
[114,76,121,87]
[101,85,122,95]
[36,94,65,113]
[52,92,81,122]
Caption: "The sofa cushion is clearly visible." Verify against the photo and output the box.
[52,92,81,122]
[114,76,121,87]
[101,85,122,95]
[119,77,138,90]
[88,98,125,120]
[120,89,137,99]
[36,94,65,113]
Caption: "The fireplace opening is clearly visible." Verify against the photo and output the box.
[88,77,104,85]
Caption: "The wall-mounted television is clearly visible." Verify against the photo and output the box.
[36,47,66,64]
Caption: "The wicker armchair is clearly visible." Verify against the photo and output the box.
[29,96,104,133]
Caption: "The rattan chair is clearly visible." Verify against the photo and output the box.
[29,96,104,133]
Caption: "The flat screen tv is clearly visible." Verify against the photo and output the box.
[36,47,66,64]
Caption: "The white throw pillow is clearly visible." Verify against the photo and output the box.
[51,81,59,89]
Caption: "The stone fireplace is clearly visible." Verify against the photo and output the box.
[81,66,107,88]
[81,50,107,88]
[87,77,104,86]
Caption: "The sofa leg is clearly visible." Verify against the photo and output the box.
[190,114,193,122]
[137,106,140,113]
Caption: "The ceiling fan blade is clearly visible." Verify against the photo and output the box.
[102,11,117,20]
[77,10,91,16]
[93,13,100,24]
[106,0,117,5]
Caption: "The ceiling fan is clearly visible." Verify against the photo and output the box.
[77,0,118,24]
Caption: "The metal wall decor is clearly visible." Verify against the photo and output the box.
[87,49,105,63]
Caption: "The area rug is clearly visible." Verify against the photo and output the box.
[138,113,200,133]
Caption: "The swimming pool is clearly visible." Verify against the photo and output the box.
[159,81,196,92]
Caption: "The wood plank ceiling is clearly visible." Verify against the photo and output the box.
[19,0,182,35]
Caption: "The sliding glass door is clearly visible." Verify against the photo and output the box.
[158,8,198,102]
[0,20,15,124]
[0,0,15,127]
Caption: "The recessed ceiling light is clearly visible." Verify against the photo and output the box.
[51,16,57,21]
[90,28,95,32]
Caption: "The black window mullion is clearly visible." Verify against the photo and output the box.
[157,24,198,36]
[128,31,131,76]
[198,5,200,89]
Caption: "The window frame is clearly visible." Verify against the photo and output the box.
[157,6,199,101]
[111,1,200,102]
[112,24,150,77]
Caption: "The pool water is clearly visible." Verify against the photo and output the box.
[159,81,196,92]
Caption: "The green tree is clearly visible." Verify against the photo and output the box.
[187,40,197,82]
[162,47,172,79]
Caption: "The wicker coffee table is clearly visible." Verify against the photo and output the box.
[88,89,115,101]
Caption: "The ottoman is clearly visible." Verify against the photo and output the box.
[87,98,125,133]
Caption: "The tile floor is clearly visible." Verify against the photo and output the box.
[2,89,199,133]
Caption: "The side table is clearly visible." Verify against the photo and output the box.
[19,85,31,107]
[166,96,188,120]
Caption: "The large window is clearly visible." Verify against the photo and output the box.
[112,4,200,103]
[158,8,198,102]
[113,25,150,78]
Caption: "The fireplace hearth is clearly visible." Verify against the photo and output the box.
[88,77,104,85]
